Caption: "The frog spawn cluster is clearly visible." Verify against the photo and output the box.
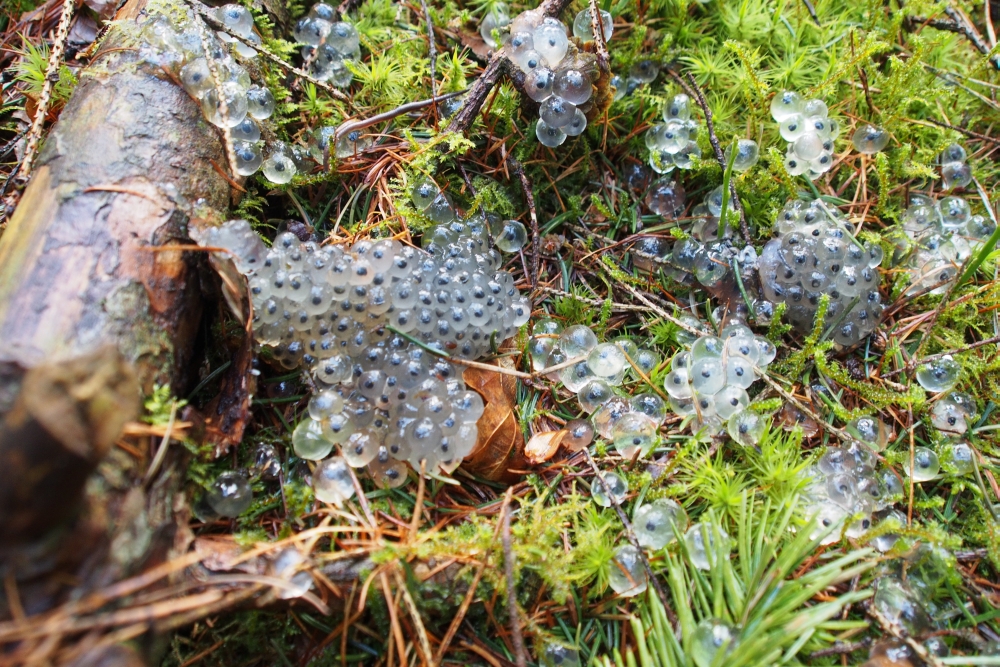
[142,6,276,178]
[644,93,702,174]
[758,198,884,346]
[663,324,776,442]
[890,193,995,297]
[770,91,840,179]
[800,439,904,546]
[632,185,758,291]
[501,7,600,146]
[938,143,973,190]
[292,3,361,87]
[527,322,668,458]
[195,187,532,483]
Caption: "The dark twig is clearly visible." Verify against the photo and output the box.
[588,0,610,74]
[507,156,540,286]
[420,0,438,105]
[501,489,527,667]
[915,116,1000,146]
[905,13,1000,69]
[665,66,751,245]
[335,90,466,140]
[17,0,75,181]
[583,450,679,628]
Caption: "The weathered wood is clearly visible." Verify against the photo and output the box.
[0,0,233,630]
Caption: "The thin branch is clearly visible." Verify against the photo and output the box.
[911,116,1000,146]
[501,489,528,667]
[507,156,540,286]
[881,333,1000,379]
[16,0,75,182]
[588,0,610,74]
[420,0,438,103]
[664,66,751,245]
[800,0,821,26]
[904,13,1000,69]
[336,90,465,140]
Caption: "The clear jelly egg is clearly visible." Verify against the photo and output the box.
[587,342,627,377]
[611,412,658,458]
[202,81,249,128]
[629,393,667,425]
[563,109,588,137]
[727,410,764,447]
[559,325,599,357]
[536,119,567,147]
[770,90,802,121]
[684,522,730,570]
[525,66,555,101]
[577,378,614,413]
[313,456,356,506]
[563,418,595,451]
[554,68,592,105]
[495,220,528,252]
[480,6,510,49]
[540,96,577,128]
[542,643,581,667]
[246,85,275,119]
[725,139,759,172]
[231,116,261,142]
[590,470,628,506]
[608,545,648,596]
[691,619,737,667]
[904,446,940,482]
[233,141,263,176]
[634,499,686,549]
[206,471,253,517]
[262,150,297,184]
[941,441,974,475]
[292,417,335,460]
[572,8,612,42]
[915,356,960,392]
[629,59,658,84]
[690,358,725,394]
[532,21,568,65]
[851,124,890,154]
[664,368,692,399]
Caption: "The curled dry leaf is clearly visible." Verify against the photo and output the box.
[524,429,566,464]
[462,356,526,483]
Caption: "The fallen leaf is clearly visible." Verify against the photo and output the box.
[524,429,566,464]
[462,356,526,483]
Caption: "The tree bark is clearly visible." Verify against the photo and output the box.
[0,0,232,628]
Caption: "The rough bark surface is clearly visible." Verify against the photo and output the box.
[0,0,233,627]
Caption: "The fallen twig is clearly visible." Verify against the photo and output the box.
[507,156,540,286]
[501,488,528,667]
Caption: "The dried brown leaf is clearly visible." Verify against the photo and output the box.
[462,357,526,483]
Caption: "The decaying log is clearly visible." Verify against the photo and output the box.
[0,0,233,629]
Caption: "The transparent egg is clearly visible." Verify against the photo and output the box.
[691,335,724,359]
[644,177,686,218]
[233,140,263,176]
[410,177,438,210]
[904,446,940,482]
[586,342,626,377]
[691,619,737,667]
[851,124,890,154]
[915,356,960,392]
[770,90,802,121]
[608,545,648,596]
[554,68,592,105]
[725,139,759,172]
[480,6,510,49]
[712,385,749,420]
[495,219,528,252]
[572,8,613,42]
[536,119,567,147]
[532,22,568,65]
[206,471,253,517]
[202,81,249,128]
[292,417,335,460]
[664,368,692,399]
[262,150,297,184]
[542,643,581,667]
[524,66,555,102]
[180,58,213,98]
[941,441,975,475]
[246,85,275,119]
[684,522,730,570]
[313,456,356,506]
[231,116,261,142]
[563,109,588,137]
[611,412,658,458]
[590,470,628,506]
[634,499,685,549]
[540,96,577,128]
[335,130,372,158]
[727,410,764,447]
[560,359,595,392]
[873,577,932,636]
[577,378,614,413]
[629,393,667,425]
[629,59,658,84]
[563,418,595,451]
[690,358,725,394]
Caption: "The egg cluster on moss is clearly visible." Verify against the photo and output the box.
[770,91,839,179]
[195,181,532,481]
[890,193,995,297]
[758,198,884,346]
[501,7,601,146]
[645,93,702,174]
[293,3,361,87]
[663,323,775,443]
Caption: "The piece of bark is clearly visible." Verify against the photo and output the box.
[0,0,233,633]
